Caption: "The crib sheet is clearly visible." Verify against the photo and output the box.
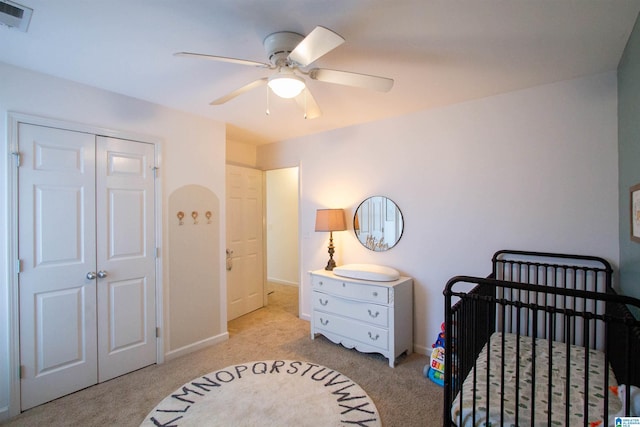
[451,332,621,427]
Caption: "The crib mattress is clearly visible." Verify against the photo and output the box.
[451,332,621,426]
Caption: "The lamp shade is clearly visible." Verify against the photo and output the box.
[315,209,346,232]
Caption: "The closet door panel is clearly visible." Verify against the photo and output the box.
[18,124,98,410]
[96,136,156,382]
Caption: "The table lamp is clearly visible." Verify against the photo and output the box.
[315,208,346,270]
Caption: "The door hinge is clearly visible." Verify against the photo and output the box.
[155,247,160,258]
[152,166,159,179]
[11,151,21,168]
[19,365,25,379]
[156,327,161,338]
[16,259,22,274]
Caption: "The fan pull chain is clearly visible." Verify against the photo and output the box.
[265,85,270,116]
[304,90,308,120]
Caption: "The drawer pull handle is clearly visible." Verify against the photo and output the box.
[368,309,380,318]
[372,291,378,297]
[342,282,346,287]
[320,318,329,326]
[318,281,323,286]
[319,299,328,306]
[368,332,380,341]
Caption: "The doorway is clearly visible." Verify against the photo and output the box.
[265,167,299,313]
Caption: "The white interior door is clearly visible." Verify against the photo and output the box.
[226,165,264,321]
[96,136,156,382]
[18,124,98,410]
[18,125,157,409]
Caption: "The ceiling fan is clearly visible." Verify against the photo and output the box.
[175,26,394,119]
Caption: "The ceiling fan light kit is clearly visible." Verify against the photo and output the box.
[176,26,394,118]
[268,70,305,98]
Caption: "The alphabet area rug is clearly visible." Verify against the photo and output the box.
[141,360,382,427]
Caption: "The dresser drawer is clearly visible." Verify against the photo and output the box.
[311,275,388,304]
[312,291,389,327]
[313,311,389,351]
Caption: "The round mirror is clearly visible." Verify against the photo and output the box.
[353,196,404,251]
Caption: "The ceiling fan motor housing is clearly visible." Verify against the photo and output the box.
[263,31,304,66]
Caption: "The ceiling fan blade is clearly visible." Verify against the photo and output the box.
[174,52,271,68]
[288,26,345,67]
[309,68,394,92]
[210,78,268,105]
[294,88,322,119]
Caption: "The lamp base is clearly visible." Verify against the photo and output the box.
[325,259,336,271]
[325,231,337,271]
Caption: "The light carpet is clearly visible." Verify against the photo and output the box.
[141,360,381,427]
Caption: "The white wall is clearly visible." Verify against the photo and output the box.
[226,139,257,167]
[257,72,619,354]
[0,62,227,419]
[266,168,299,285]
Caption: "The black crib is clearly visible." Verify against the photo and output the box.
[443,250,640,426]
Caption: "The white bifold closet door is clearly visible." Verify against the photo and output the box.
[18,123,157,410]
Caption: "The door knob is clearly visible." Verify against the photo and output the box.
[87,272,97,280]
[97,270,108,279]
[226,249,233,271]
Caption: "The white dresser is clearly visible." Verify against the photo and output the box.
[310,269,413,367]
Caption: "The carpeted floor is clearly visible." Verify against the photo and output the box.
[2,283,442,426]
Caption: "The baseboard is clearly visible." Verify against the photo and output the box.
[0,405,9,422]
[267,278,299,287]
[164,332,229,361]
[413,343,428,356]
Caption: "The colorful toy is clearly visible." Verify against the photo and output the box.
[424,323,446,386]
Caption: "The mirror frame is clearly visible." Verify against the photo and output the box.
[353,196,404,251]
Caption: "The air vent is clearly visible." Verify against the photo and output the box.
[0,0,33,32]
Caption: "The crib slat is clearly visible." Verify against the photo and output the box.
[499,309,506,427]
[547,314,553,427]
[565,321,571,426]
[515,306,521,426]
[583,318,590,427]
[483,300,491,425]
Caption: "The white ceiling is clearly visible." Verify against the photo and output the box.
[1,0,639,144]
